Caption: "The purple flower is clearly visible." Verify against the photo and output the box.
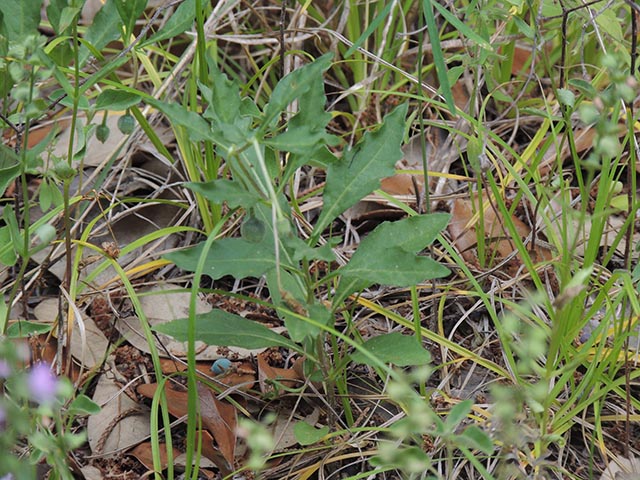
[28,363,58,405]
[0,360,10,378]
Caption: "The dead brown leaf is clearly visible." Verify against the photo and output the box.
[128,442,180,472]
[448,195,551,271]
[88,374,150,455]
[197,383,237,472]
[158,358,256,390]
[257,352,303,395]
[136,382,237,474]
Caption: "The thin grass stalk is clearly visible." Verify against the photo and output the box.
[58,14,83,376]
[184,5,211,471]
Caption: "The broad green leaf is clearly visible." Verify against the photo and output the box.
[0,226,17,266]
[283,236,336,263]
[202,59,245,126]
[351,332,431,366]
[68,395,101,415]
[0,144,21,198]
[265,268,311,342]
[142,0,195,46]
[340,246,448,289]
[376,213,450,252]
[278,299,331,343]
[593,7,623,43]
[284,146,338,180]
[58,6,81,33]
[30,224,56,255]
[154,309,297,350]
[444,399,472,431]
[39,179,53,212]
[3,206,24,257]
[197,59,254,148]
[265,55,337,154]
[460,425,494,455]
[185,179,261,209]
[314,103,408,236]
[148,99,221,144]
[556,88,575,108]
[114,0,147,37]
[6,321,52,338]
[0,0,41,39]
[263,54,333,127]
[337,214,450,299]
[568,78,596,99]
[81,0,121,65]
[96,90,141,111]
[46,1,80,34]
[512,16,534,40]
[164,236,276,280]
[541,0,561,16]
[294,421,329,446]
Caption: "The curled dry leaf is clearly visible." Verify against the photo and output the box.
[79,465,104,480]
[51,113,128,168]
[270,408,321,452]
[197,383,237,473]
[34,297,110,371]
[115,285,213,359]
[599,454,640,480]
[344,128,457,222]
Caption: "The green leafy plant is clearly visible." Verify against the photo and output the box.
[152,51,452,475]
[155,52,450,361]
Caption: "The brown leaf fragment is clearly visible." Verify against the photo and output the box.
[448,195,552,270]
[128,442,180,472]
[257,352,303,395]
[158,358,255,390]
[89,375,150,454]
[136,382,237,475]
[380,174,421,195]
[197,383,237,473]
[137,383,190,423]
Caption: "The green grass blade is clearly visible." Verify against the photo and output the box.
[422,0,455,114]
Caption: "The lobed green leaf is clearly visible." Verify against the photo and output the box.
[164,236,276,280]
[314,103,408,236]
[336,214,450,300]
